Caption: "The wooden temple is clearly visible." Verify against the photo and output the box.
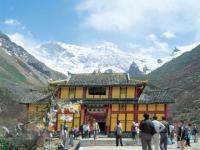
[24,73,174,136]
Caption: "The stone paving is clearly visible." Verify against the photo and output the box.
[79,139,200,150]
[42,137,200,150]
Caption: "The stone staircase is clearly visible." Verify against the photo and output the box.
[79,138,140,147]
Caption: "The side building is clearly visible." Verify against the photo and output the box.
[25,73,174,136]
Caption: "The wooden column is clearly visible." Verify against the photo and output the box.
[108,86,112,98]
[134,104,138,123]
[107,105,111,134]
[81,104,85,124]
[83,87,86,98]
[165,104,168,122]
[54,112,58,131]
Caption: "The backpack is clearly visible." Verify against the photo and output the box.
[161,121,168,133]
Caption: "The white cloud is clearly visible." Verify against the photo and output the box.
[148,34,157,41]
[4,19,21,26]
[4,18,30,34]
[163,31,176,39]
[147,33,170,53]
[77,0,200,36]
[8,32,39,54]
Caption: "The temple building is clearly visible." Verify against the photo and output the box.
[24,73,174,136]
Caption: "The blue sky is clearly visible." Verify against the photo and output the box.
[1,0,200,61]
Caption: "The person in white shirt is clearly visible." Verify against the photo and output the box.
[152,116,165,150]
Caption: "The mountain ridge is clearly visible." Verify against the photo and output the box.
[147,44,200,123]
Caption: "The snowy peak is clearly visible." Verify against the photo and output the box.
[33,41,137,75]
[171,42,200,59]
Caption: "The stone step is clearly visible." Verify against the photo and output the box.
[80,138,140,147]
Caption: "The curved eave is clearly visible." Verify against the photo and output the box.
[56,83,146,87]
[138,100,175,104]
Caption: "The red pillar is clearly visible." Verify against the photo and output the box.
[81,104,85,124]
[134,104,138,123]
[83,87,86,98]
[108,86,112,98]
[165,104,168,122]
[54,112,58,131]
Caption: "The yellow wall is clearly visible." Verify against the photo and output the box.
[60,87,69,99]
[112,87,120,98]
[118,114,125,131]
[59,85,136,99]
[28,104,47,112]
[74,113,80,128]
[126,114,134,131]
[127,86,135,98]
[157,104,165,111]
[126,104,134,111]
[69,87,75,99]
[120,87,126,98]
[138,104,147,111]
[148,104,156,111]
[138,114,144,122]
[157,113,165,120]
[111,114,117,131]
[112,86,135,99]
[75,87,83,98]
[112,104,119,111]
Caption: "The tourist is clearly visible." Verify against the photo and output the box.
[160,116,168,150]
[114,120,123,146]
[92,119,100,140]
[69,127,74,147]
[73,125,79,140]
[192,124,198,143]
[62,126,69,149]
[80,124,83,139]
[152,116,165,150]
[168,123,175,144]
[136,123,140,144]
[185,123,191,147]
[88,122,92,138]
[177,120,186,150]
[83,122,88,139]
[139,112,155,150]
[131,122,137,143]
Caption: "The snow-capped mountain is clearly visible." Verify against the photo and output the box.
[0,32,66,81]
[32,41,143,75]
[156,42,200,68]
[7,33,200,76]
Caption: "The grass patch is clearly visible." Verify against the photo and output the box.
[0,58,26,83]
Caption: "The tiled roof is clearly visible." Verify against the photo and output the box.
[139,89,175,104]
[19,93,52,104]
[60,73,146,86]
